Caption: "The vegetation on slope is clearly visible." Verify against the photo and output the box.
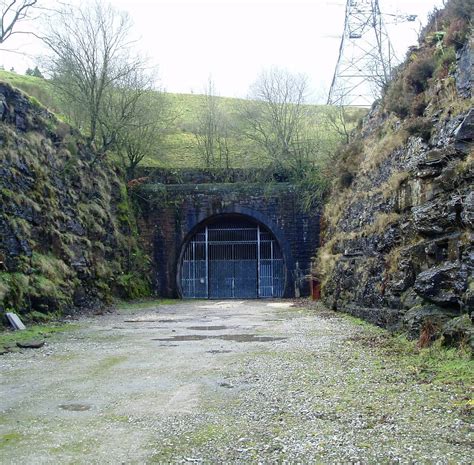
[314,0,473,345]
[0,83,150,324]
[0,70,365,172]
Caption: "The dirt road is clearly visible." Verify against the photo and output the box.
[0,300,471,463]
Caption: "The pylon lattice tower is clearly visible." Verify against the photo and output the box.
[327,0,396,107]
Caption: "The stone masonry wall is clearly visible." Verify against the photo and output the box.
[134,181,320,298]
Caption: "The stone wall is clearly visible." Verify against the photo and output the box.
[134,180,320,298]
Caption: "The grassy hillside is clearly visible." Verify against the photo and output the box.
[0,70,366,169]
[0,71,60,113]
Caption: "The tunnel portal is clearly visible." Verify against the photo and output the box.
[135,168,321,298]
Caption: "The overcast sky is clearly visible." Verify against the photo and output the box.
[1,0,444,102]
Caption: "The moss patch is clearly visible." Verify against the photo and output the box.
[0,432,24,449]
[0,323,78,348]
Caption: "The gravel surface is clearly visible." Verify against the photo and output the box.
[0,300,472,464]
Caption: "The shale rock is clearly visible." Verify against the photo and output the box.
[319,28,473,341]
[441,314,474,348]
[404,304,459,339]
[414,262,468,307]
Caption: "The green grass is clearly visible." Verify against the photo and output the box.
[0,432,24,449]
[342,314,473,386]
[0,322,79,348]
[400,340,473,385]
[0,70,366,170]
[0,70,60,113]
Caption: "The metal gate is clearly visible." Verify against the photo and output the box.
[180,218,285,299]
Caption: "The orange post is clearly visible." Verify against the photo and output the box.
[311,279,321,301]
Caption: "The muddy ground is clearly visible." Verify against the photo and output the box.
[0,300,472,463]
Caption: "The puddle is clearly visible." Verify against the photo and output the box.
[186,325,229,330]
[59,403,91,411]
[153,334,287,343]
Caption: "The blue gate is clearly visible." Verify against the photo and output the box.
[180,218,285,299]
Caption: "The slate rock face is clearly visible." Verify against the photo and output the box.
[441,314,474,348]
[412,198,460,236]
[455,37,473,98]
[318,31,473,343]
[413,262,468,307]
[455,109,474,152]
[403,304,459,339]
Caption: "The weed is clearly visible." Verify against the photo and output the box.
[418,320,439,348]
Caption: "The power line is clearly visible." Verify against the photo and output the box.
[327,0,415,107]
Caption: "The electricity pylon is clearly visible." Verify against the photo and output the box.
[327,0,413,107]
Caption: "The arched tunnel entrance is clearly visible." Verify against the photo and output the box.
[178,215,286,299]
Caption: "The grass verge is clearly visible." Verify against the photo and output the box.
[341,313,473,386]
[0,322,79,348]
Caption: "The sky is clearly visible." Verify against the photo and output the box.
[1,0,445,102]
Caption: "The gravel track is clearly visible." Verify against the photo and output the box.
[0,300,471,464]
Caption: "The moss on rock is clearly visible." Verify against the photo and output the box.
[0,83,151,322]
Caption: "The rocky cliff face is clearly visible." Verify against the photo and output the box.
[317,4,473,343]
[0,83,149,322]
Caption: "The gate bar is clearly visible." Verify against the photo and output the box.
[271,240,274,296]
[205,225,209,298]
[257,224,261,297]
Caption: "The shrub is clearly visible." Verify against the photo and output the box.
[405,54,436,94]
[445,17,470,49]
[332,139,364,187]
[115,272,150,299]
[445,0,474,21]
[339,170,354,188]
[411,93,427,116]
[405,117,433,142]
[435,46,457,79]
[385,80,412,118]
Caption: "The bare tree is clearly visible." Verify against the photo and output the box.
[118,91,174,179]
[240,67,313,177]
[0,0,38,44]
[193,78,231,170]
[325,105,351,144]
[42,1,154,159]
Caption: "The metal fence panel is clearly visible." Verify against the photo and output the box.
[180,218,285,299]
